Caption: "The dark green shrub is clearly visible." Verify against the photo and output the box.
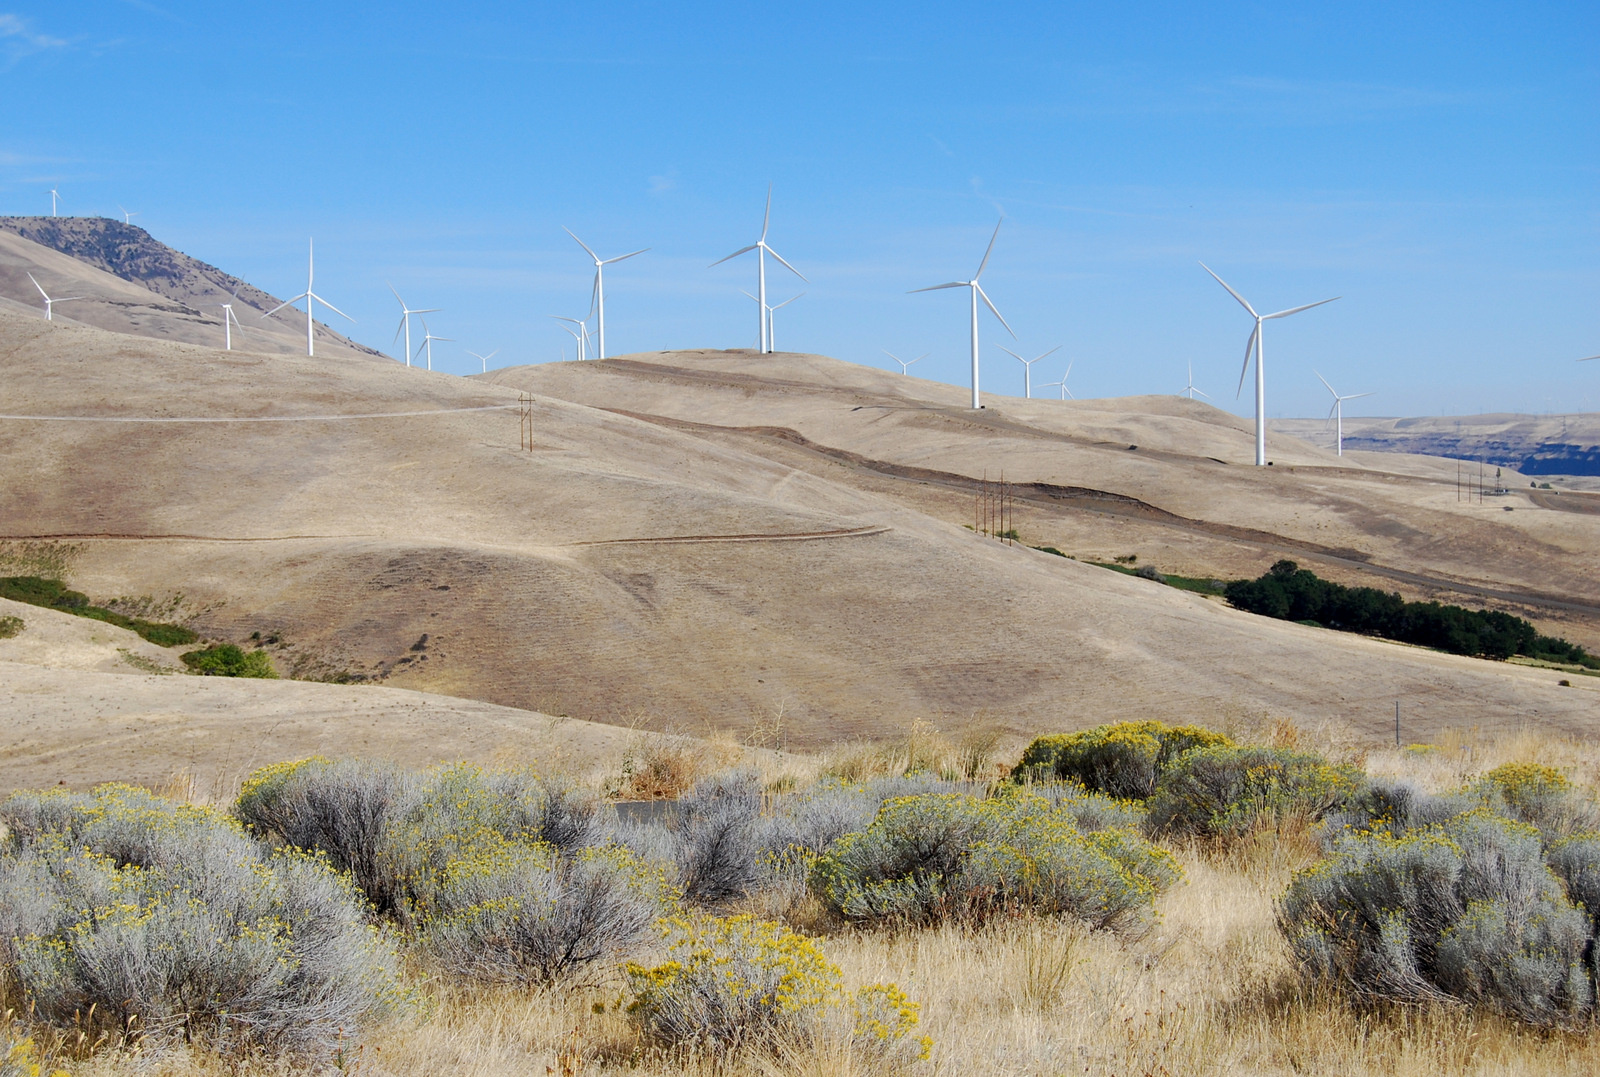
[0,615,20,640]
[809,787,1179,931]
[0,576,196,647]
[1282,811,1593,1027]
[1146,745,1364,840]
[1012,721,1234,799]
[182,643,277,677]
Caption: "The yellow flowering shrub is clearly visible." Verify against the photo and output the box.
[1013,721,1233,798]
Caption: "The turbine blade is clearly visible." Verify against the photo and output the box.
[913,353,928,362]
[709,245,758,267]
[1344,392,1375,400]
[260,294,307,319]
[563,228,600,262]
[1264,296,1340,319]
[764,245,807,281]
[1194,387,1211,399]
[998,346,1024,361]
[908,282,966,293]
[1198,262,1258,318]
[414,307,441,314]
[1315,370,1337,396]
[1035,345,1062,362]
[761,184,772,241]
[26,272,48,300]
[974,218,1002,280]
[772,292,804,309]
[394,315,407,345]
[882,349,900,361]
[602,248,649,264]
[1579,355,1600,362]
[388,282,405,307]
[309,293,355,322]
[975,284,1017,338]
[1236,324,1258,397]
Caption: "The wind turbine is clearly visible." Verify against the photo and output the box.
[26,273,84,321]
[550,316,591,360]
[564,229,647,360]
[910,219,1016,409]
[883,350,928,375]
[1199,262,1339,467]
[554,323,582,361]
[1040,359,1076,400]
[414,319,452,371]
[261,239,354,357]
[1000,345,1060,400]
[1182,361,1211,400]
[1315,371,1373,457]
[389,285,439,368]
[118,205,139,225]
[710,185,806,354]
[48,188,59,216]
[467,349,499,374]
[219,293,245,350]
[742,290,804,353]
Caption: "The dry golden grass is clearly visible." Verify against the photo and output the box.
[24,721,1600,1077]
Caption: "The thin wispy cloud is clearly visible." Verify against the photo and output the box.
[0,13,66,66]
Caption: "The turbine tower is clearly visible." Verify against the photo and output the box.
[467,349,499,374]
[118,205,139,225]
[883,350,928,375]
[911,219,1016,409]
[564,229,647,360]
[1182,361,1210,400]
[262,239,354,357]
[711,185,806,354]
[1000,345,1060,400]
[389,285,440,368]
[1315,371,1374,457]
[26,273,83,321]
[48,188,59,216]
[414,319,452,371]
[1199,262,1339,467]
[219,294,245,350]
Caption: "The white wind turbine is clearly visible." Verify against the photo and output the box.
[219,292,245,350]
[262,239,354,357]
[389,285,440,368]
[564,229,647,360]
[554,323,582,361]
[48,188,59,216]
[550,316,591,360]
[1000,345,1060,400]
[414,319,452,371]
[118,205,139,225]
[1199,262,1339,467]
[743,290,804,352]
[1040,359,1076,400]
[711,185,806,354]
[1182,361,1210,400]
[26,273,84,321]
[883,349,928,375]
[467,349,499,374]
[911,219,1016,409]
[1315,371,1373,457]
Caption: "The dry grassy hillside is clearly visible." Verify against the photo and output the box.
[1,313,1595,778]
[0,218,382,360]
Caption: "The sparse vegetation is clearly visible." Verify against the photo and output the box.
[1146,744,1364,841]
[1013,720,1234,798]
[1226,560,1598,666]
[0,615,21,640]
[0,576,196,647]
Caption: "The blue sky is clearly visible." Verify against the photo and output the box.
[2,1,1596,417]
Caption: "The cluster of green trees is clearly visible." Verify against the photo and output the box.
[1225,561,1596,667]
[0,575,196,647]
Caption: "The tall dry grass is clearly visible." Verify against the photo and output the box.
[32,722,1600,1076]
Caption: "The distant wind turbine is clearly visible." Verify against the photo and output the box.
[1315,371,1374,457]
[1040,359,1076,400]
[262,239,354,357]
[48,188,59,217]
[743,290,804,352]
[564,229,647,360]
[554,322,582,361]
[1000,345,1060,400]
[389,285,440,368]
[550,316,591,360]
[1199,262,1339,467]
[414,319,452,371]
[219,292,245,350]
[883,349,928,375]
[26,273,84,321]
[911,219,1015,409]
[1182,361,1210,400]
[468,349,499,374]
[118,205,138,225]
[711,185,806,354]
